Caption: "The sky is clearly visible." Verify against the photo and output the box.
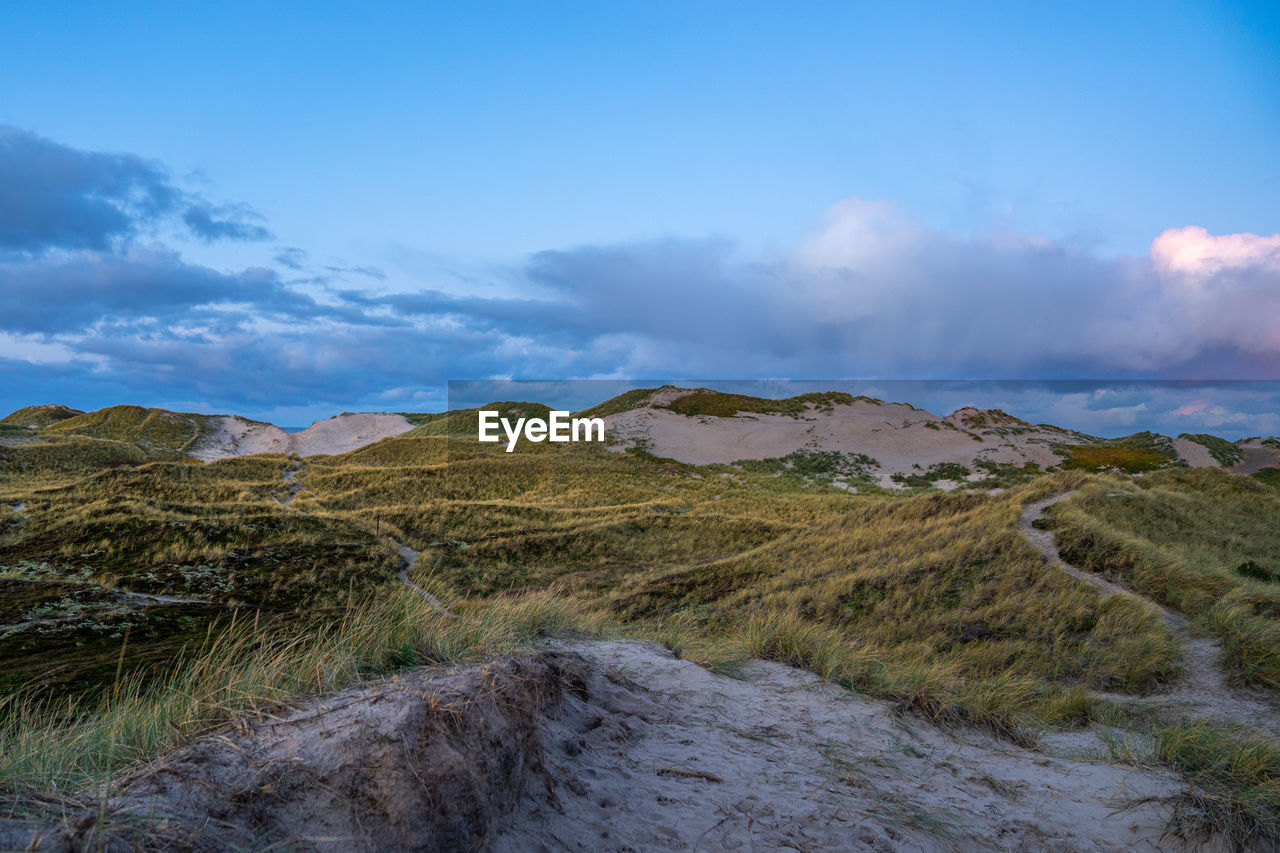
[0,1,1278,434]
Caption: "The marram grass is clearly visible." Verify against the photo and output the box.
[0,586,601,794]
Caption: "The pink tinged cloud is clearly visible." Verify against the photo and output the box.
[1173,400,1209,416]
[1151,226,1280,279]
[1148,225,1280,358]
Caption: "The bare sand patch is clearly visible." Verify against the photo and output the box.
[605,399,1072,487]
[1173,437,1221,468]
[1233,439,1280,475]
[4,642,1196,851]
[190,413,413,460]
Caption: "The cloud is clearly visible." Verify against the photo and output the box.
[0,125,270,252]
[0,244,319,335]
[1149,225,1280,359]
[486,199,1280,380]
[274,247,308,270]
[0,128,1276,424]
[182,203,273,242]
[1151,226,1280,279]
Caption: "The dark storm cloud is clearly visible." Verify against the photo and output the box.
[66,320,524,406]
[0,126,270,252]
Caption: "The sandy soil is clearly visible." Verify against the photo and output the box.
[1233,439,1280,475]
[9,642,1198,852]
[605,400,1074,488]
[4,654,580,852]
[396,544,456,618]
[1172,438,1221,468]
[189,413,413,461]
[1022,493,1280,737]
[493,640,1186,853]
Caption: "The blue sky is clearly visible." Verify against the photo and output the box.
[0,1,1278,433]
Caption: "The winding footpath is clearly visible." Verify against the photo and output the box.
[267,461,454,617]
[1021,492,1280,737]
[272,461,308,511]
[395,545,456,618]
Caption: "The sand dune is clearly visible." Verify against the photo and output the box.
[1172,437,1221,468]
[189,413,413,460]
[1233,438,1280,474]
[603,394,1084,488]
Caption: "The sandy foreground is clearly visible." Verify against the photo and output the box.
[7,640,1202,852]
[491,640,1185,853]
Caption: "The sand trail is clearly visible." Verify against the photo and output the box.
[262,460,454,617]
[395,544,456,618]
[1021,492,1280,737]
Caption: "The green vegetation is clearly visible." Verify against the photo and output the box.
[1056,431,1178,473]
[1,434,148,481]
[658,388,858,418]
[0,586,600,793]
[574,387,661,419]
[44,405,223,457]
[1041,469,1280,687]
[731,449,881,485]
[971,460,1043,488]
[405,401,554,438]
[1157,721,1280,846]
[1180,433,1244,468]
[0,404,84,429]
[949,408,1031,430]
[1,403,1277,843]
[1254,467,1280,488]
[891,462,971,488]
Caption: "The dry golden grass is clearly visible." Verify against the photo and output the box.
[3,426,1279,843]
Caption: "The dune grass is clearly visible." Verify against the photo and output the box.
[0,585,600,794]
[2,423,1279,843]
[1156,720,1280,847]
[1043,468,1280,687]
[1055,432,1179,474]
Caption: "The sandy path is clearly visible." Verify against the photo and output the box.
[273,461,307,509]
[0,643,1209,851]
[1021,493,1280,736]
[262,460,453,616]
[395,544,456,618]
